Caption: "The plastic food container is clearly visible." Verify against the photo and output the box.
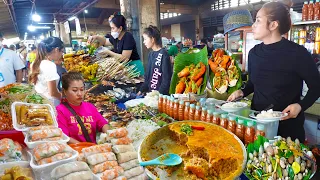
[0,161,35,179]
[11,102,58,131]
[24,131,70,149]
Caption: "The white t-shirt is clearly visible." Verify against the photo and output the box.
[34,60,60,106]
[0,48,25,87]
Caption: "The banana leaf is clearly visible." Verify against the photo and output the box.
[169,47,208,95]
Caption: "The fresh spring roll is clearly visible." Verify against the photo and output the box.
[114,176,127,180]
[110,137,132,146]
[37,152,73,165]
[29,128,62,141]
[91,160,118,174]
[117,152,138,164]
[82,143,112,158]
[0,138,22,160]
[128,173,148,180]
[87,152,116,166]
[119,159,139,171]
[38,136,63,141]
[33,142,72,161]
[112,144,135,154]
[77,153,86,162]
[29,125,56,131]
[124,166,144,179]
[101,166,124,180]
[58,171,94,180]
[51,161,90,180]
[107,128,128,138]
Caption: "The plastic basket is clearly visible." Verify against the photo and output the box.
[223,10,253,34]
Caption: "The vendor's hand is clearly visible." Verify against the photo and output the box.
[137,91,142,96]
[89,35,106,46]
[227,90,244,102]
[282,103,302,120]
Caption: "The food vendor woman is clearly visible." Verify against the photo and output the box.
[90,14,144,76]
[57,72,109,144]
[228,1,320,142]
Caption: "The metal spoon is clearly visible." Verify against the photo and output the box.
[139,153,182,166]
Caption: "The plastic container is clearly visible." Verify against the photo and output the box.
[178,101,185,121]
[206,110,213,123]
[314,0,320,20]
[309,1,314,21]
[244,121,255,145]
[189,104,196,120]
[254,124,266,140]
[0,130,25,146]
[169,98,175,118]
[0,161,35,179]
[194,106,201,120]
[200,107,207,121]
[220,114,228,129]
[11,102,58,132]
[184,102,190,120]
[173,100,179,120]
[24,132,70,149]
[158,94,163,113]
[212,112,220,125]
[302,1,309,21]
[227,115,237,134]
[163,96,168,114]
[235,119,245,142]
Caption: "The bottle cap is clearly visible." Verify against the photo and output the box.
[228,116,237,121]
[257,124,265,131]
[238,119,244,124]
[190,104,195,108]
[213,112,220,116]
[202,107,207,111]
[179,100,184,105]
[221,114,227,118]
[159,94,163,98]
[174,99,179,103]
[305,1,308,4]
[247,121,254,127]
[196,106,200,110]
[185,102,190,106]
[207,110,213,114]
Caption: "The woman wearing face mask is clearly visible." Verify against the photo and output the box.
[138,25,172,95]
[29,37,63,106]
[90,14,144,76]
[57,72,109,144]
[227,1,320,142]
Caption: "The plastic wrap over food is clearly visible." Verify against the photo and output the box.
[128,173,148,180]
[123,166,144,179]
[91,161,118,174]
[113,176,127,180]
[112,144,135,154]
[82,143,112,158]
[119,159,139,171]
[28,126,62,141]
[51,161,91,180]
[116,152,138,164]
[101,166,124,180]
[110,137,132,146]
[77,153,86,162]
[37,152,73,165]
[33,142,73,162]
[107,128,128,139]
[87,152,117,166]
[0,138,23,162]
[59,171,94,180]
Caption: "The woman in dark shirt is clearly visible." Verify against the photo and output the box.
[90,15,144,76]
[228,1,320,142]
[138,26,172,95]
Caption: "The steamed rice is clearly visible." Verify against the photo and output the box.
[126,119,160,150]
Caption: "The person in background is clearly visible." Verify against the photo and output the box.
[29,37,63,106]
[27,46,36,65]
[16,43,28,81]
[168,41,182,64]
[0,32,25,87]
[90,14,144,76]
[227,1,320,142]
[207,38,214,56]
[57,72,109,144]
[54,57,67,91]
[138,25,172,95]
[9,45,16,51]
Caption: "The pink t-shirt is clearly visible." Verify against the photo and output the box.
[56,102,108,144]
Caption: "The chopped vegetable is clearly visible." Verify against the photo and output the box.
[292,162,300,174]
[191,126,205,130]
[180,124,193,135]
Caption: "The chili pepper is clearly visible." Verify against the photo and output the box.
[191,126,205,130]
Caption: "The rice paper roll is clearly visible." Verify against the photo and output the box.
[37,152,73,165]
[51,161,90,180]
[33,142,72,161]
[119,159,139,170]
[107,128,128,138]
[38,136,63,141]
[117,152,138,164]
[112,144,135,154]
[87,152,116,166]
[82,143,112,158]
[58,171,93,180]
[77,153,86,162]
[128,173,148,180]
[29,125,56,131]
[29,128,62,141]
[0,138,23,161]
[124,167,144,179]
[114,176,127,180]
[91,160,118,174]
[101,166,124,180]
[110,137,132,146]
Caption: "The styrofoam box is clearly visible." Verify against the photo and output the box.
[29,149,79,180]
[24,131,70,149]
[11,102,58,131]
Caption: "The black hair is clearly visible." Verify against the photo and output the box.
[29,37,64,84]
[177,42,182,45]
[110,15,127,31]
[201,38,207,44]
[31,46,36,51]
[143,25,162,46]
[262,1,291,35]
[61,72,84,90]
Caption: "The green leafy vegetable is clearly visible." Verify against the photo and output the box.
[157,120,167,127]
[288,166,295,180]
[180,124,193,135]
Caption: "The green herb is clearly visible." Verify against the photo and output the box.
[303,170,311,180]
[288,166,295,180]
[247,143,255,156]
[285,150,294,158]
[26,94,44,104]
[157,120,167,127]
[0,98,11,107]
[277,164,282,178]
[180,124,193,135]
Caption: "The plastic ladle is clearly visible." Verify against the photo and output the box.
[139,153,182,166]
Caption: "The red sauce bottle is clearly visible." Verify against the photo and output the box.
[158,94,163,113]
[169,97,175,118]
[244,121,255,145]
[178,100,185,121]
[162,96,167,114]
[200,107,207,121]
[302,1,309,21]
[220,114,228,129]
[235,119,245,142]
[308,1,314,21]
[212,112,220,125]
[227,115,237,134]
[194,106,201,120]
[173,100,179,120]
[189,104,196,120]
[167,97,172,116]
[254,124,266,141]
[206,110,213,123]
[184,102,190,120]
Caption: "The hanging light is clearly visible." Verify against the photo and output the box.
[84,9,88,13]
[28,25,36,32]
[68,16,76,21]
[32,13,41,22]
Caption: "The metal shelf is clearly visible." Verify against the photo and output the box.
[293,20,320,25]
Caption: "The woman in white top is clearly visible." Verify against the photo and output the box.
[29,37,63,106]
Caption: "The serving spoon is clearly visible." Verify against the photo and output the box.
[139,153,182,166]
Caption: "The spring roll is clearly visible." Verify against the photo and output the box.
[29,128,62,141]
[91,160,118,174]
[101,166,124,180]
[128,173,148,180]
[11,166,33,180]
[33,142,72,161]
[77,153,86,162]
[123,166,144,179]
[117,152,138,164]
[37,152,73,165]
[29,126,56,131]
[0,139,22,160]
[119,159,139,171]
[87,152,116,166]
[107,128,128,138]
[38,136,63,141]
[112,144,135,154]
[114,176,127,180]
[58,171,93,180]
[82,143,112,158]
[15,105,21,125]
[51,161,90,180]
[27,108,49,118]
[110,137,132,146]
[0,174,13,180]
[20,105,28,125]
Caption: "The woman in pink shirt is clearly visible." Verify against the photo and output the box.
[57,72,109,144]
